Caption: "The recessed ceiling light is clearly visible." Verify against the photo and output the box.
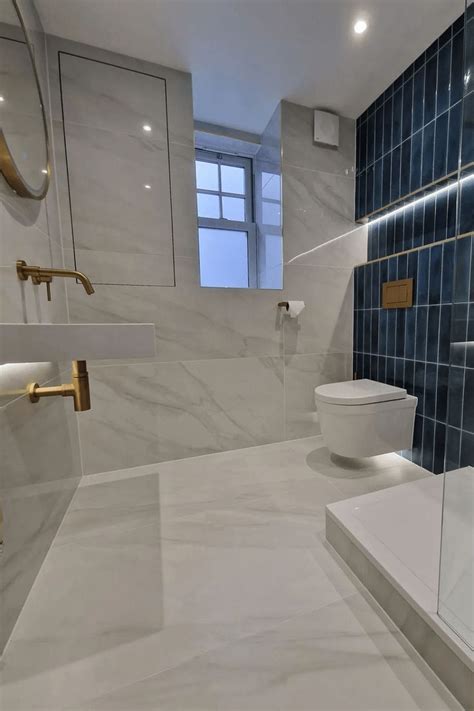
[0,96,4,102]
[142,124,152,132]
[354,19,368,34]
[41,169,48,174]
[144,184,152,189]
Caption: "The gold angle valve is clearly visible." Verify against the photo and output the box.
[27,360,91,412]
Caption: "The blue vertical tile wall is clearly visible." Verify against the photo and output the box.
[356,12,466,223]
[354,8,474,474]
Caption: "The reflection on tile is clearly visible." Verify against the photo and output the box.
[284,352,352,439]
[79,357,284,474]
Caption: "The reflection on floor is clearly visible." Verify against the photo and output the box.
[0,436,462,710]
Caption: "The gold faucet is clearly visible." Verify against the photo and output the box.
[16,259,95,301]
[27,360,91,412]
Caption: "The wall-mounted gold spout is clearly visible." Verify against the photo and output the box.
[27,360,91,412]
[16,259,95,301]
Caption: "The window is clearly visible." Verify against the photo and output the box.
[195,149,256,288]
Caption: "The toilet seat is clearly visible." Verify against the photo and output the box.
[314,378,407,406]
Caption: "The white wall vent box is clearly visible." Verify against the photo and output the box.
[313,110,339,147]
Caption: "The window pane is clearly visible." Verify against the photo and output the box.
[197,192,220,218]
[198,228,248,288]
[262,200,281,226]
[221,164,245,194]
[196,161,219,191]
[222,196,245,221]
[262,172,281,200]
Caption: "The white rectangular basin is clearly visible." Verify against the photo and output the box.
[0,323,156,363]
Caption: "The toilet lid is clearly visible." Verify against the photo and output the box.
[314,378,407,405]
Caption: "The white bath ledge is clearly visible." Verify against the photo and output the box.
[0,323,156,363]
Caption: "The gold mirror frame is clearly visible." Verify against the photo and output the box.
[0,0,50,200]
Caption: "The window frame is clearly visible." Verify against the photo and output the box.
[195,148,257,288]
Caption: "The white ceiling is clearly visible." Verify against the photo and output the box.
[36,0,464,134]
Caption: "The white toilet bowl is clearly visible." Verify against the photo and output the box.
[314,378,417,458]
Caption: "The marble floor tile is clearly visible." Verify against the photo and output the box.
[70,594,458,711]
[1,438,457,711]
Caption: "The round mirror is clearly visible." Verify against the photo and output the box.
[0,0,50,199]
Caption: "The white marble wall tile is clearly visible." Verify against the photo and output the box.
[168,142,199,260]
[64,248,174,287]
[63,123,173,253]
[59,53,169,141]
[0,202,52,267]
[282,101,355,176]
[67,258,284,362]
[282,264,353,355]
[286,223,368,269]
[78,357,284,474]
[47,35,195,149]
[283,164,355,264]
[284,352,352,439]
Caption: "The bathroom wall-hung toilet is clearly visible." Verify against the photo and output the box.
[314,379,417,458]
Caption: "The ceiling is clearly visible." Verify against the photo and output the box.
[36,0,464,134]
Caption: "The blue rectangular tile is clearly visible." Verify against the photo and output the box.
[375,106,384,161]
[451,302,468,366]
[423,198,436,244]
[434,192,448,243]
[422,122,435,185]
[387,310,396,356]
[447,366,464,428]
[438,304,452,365]
[366,164,375,214]
[433,422,446,474]
[371,310,379,354]
[413,67,425,133]
[388,254,397,281]
[445,426,461,470]
[463,368,474,434]
[367,112,375,167]
[395,357,404,388]
[378,355,387,382]
[394,213,404,254]
[398,253,408,279]
[447,101,462,174]
[450,29,464,105]
[382,155,391,207]
[383,96,393,154]
[437,41,451,115]
[414,361,426,414]
[396,310,406,358]
[386,356,395,385]
[421,416,435,471]
[424,363,438,419]
[459,175,474,236]
[417,248,430,303]
[428,245,442,303]
[390,145,401,202]
[415,305,428,361]
[386,219,396,258]
[411,414,424,466]
[436,364,449,422]
[454,236,472,302]
[392,88,402,148]
[374,159,382,211]
[460,430,474,468]
[400,139,411,198]
[410,130,423,192]
[378,219,387,258]
[406,308,416,360]
[424,55,437,124]
[441,240,455,303]
[467,303,474,369]
[404,359,415,395]
[379,308,387,356]
[433,112,448,181]
[427,305,440,362]
[461,92,474,166]
[371,261,380,307]
[359,119,367,172]
[402,77,413,141]
[403,206,414,251]
[446,186,458,238]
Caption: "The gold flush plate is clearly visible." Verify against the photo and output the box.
[382,278,414,309]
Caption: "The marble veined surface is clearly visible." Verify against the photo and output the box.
[0,437,460,710]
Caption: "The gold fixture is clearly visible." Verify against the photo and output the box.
[382,278,413,309]
[27,360,91,412]
[16,260,95,301]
